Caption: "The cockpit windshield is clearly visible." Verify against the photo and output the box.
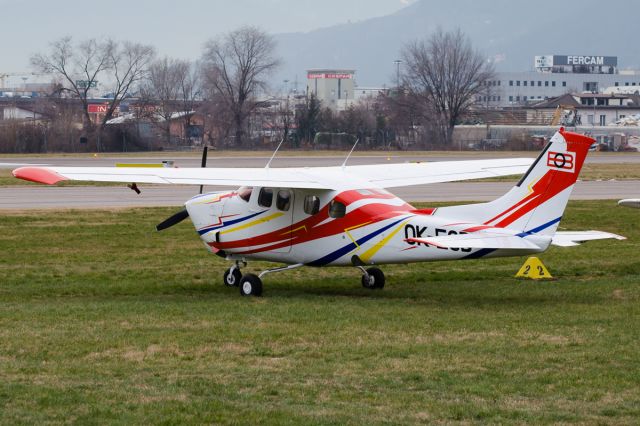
[238,186,253,202]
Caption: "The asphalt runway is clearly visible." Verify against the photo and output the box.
[0,180,636,209]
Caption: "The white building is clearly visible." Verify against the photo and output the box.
[479,55,640,108]
[306,69,356,111]
[527,92,640,127]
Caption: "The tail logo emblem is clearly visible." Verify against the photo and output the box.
[547,151,575,172]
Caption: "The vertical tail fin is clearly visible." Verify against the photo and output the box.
[436,129,594,235]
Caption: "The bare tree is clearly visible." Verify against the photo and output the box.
[176,61,202,144]
[100,41,155,130]
[32,37,155,150]
[31,37,111,138]
[201,26,280,147]
[140,57,185,145]
[140,58,202,146]
[402,29,494,145]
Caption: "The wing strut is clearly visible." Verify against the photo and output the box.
[265,137,286,169]
[341,137,360,169]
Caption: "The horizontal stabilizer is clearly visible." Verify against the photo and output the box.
[406,232,548,250]
[618,199,640,209]
[552,231,626,247]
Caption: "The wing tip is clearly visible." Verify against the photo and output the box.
[12,167,67,185]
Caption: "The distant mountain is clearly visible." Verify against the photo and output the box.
[273,0,639,88]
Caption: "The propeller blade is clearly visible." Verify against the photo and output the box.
[199,146,208,194]
[156,209,189,231]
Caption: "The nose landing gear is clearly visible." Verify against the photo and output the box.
[224,262,305,297]
[223,261,246,287]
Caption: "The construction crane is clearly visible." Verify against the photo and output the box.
[551,104,577,127]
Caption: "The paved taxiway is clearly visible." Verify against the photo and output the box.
[1,153,639,209]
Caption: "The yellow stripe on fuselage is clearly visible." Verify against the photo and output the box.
[360,218,411,263]
[281,225,307,236]
[344,222,372,251]
[220,212,284,235]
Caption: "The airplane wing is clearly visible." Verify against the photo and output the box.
[551,231,627,247]
[12,157,534,190]
[12,166,340,190]
[343,158,534,188]
[406,232,548,250]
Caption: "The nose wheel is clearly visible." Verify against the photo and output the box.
[360,267,385,289]
[223,267,242,287]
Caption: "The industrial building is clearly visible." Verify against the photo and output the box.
[478,55,640,108]
[306,69,356,111]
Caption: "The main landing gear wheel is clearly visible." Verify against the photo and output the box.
[223,268,242,287]
[240,274,263,297]
[361,267,385,290]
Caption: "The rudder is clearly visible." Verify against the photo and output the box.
[435,129,594,235]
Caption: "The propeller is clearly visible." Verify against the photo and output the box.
[156,209,189,231]
[199,145,208,194]
[156,146,208,231]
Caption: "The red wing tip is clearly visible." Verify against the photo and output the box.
[12,167,67,185]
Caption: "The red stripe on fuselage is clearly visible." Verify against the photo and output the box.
[211,190,413,253]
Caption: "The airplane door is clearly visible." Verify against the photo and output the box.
[237,187,294,254]
[272,189,294,253]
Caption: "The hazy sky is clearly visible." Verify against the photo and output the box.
[0,0,414,82]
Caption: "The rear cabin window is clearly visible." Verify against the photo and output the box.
[276,190,292,211]
[329,200,346,218]
[304,195,320,215]
[258,188,273,208]
[238,186,253,202]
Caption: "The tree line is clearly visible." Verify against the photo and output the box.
[0,27,492,153]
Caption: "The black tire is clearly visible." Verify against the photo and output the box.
[239,274,263,297]
[223,268,242,287]
[361,267,385,290]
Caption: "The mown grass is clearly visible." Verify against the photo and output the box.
[0,201,639,424]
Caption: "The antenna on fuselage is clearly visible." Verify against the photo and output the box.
[265,137,285,169]
[341,137,360,170]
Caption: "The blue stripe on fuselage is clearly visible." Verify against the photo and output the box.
[197,210,267,235]
[517,217,562,237]
[307,218,406,267]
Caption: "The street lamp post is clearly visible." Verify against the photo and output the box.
[394,59,402,90]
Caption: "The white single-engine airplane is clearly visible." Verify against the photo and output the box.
[13,129,624,296]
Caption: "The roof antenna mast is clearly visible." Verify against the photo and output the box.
[341,136,360,170]
[265,136,286,169]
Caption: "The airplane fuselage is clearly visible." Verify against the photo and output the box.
[186,187,547,267]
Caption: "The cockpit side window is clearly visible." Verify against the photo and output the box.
[258,188,273,208]
[328,200,346,218]
[238,186,253,202]
[276,190,292,211]
[304,195,320,215]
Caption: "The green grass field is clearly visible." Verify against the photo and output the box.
[1,201,639,424]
